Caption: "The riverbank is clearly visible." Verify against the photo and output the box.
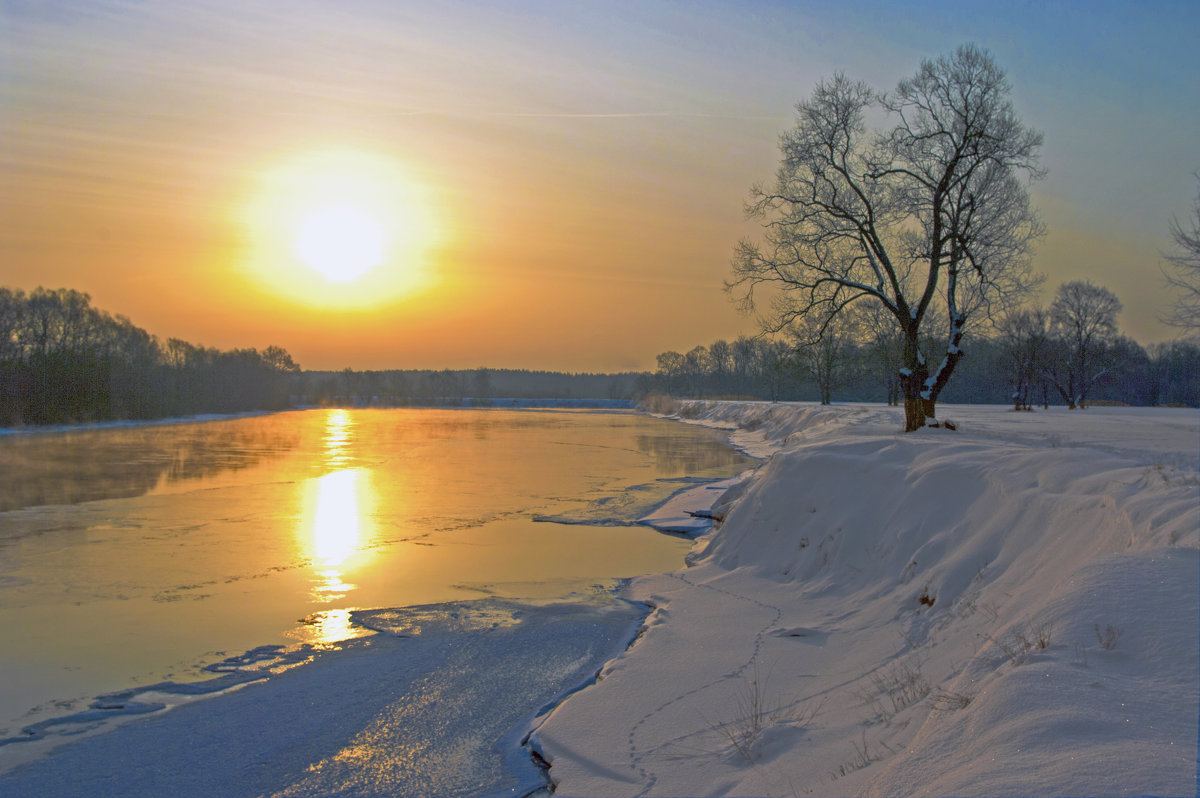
[533,400,1199,796]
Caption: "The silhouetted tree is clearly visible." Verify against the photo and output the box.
[1147,340,1200,406]
[852,303,905,406]
[997,307,1051,410]
[789,314,857,405]
[730,44,1044,430]
[655,351,685,396]
[0,286,299,424]
[1045,281,1122,409]
[1163,173,1200,331]
[707,339,734,397]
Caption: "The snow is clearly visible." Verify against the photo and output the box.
[636,473,755,536]
[533,401,1199,797]
[2,401,1196,797]
[0,596,648,797]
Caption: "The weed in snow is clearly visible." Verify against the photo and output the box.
[1094,623,1123,650]
[828,730,877,781]
[712,665,823,762]
[929,688,974,712]
[981,621,1053,666]
[855,661,930,723]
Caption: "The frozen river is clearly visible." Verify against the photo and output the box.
[0,407,754,789]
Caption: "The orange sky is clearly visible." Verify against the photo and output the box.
[2,2,1196,371]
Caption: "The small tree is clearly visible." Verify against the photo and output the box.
[1045,281,1122,409]
[682,345,711,397]
[1163,173,1200,331]
[852,302,906,406]
[730,44,1044,431]
[759,339,795,402]
[996,307,1050,410]
[655,351,685,396]
[708,339,734,397]
[731,336,760,397]
[789,313,858,405]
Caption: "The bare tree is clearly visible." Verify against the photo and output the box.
[262,345,300,374]
[996,307,1050,410]
[1163,173,1200,331]
[0,287,25,364]
[708,339,734,397]
[655,351,685,396]
[851,302,905,405]
[788,313,858,405]
[731,336,760,397]
[1045,281,1122,409]
[729,44,1044,430]
[682,345,712,397]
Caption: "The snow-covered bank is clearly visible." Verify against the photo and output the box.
[533,401,1200,797]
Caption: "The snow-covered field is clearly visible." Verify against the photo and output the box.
[534,401,1199,797]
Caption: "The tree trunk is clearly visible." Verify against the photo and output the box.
[899,324,929,432]
[900,366,928,431]
[903,398,924,431]
[923,313,967,425]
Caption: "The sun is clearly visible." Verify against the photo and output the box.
[293,203,388,283]
[238,148,441,308]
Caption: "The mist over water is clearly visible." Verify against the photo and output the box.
[0,408,753,742]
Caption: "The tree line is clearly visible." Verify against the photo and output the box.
[0,287,299,426]
[294,368,643,406]
[648,280,1200,408]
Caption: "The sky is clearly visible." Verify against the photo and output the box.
[1,0,1197,372]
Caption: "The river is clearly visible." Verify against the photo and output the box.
[0,407,753,758]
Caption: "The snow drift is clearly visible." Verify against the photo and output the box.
[533,401,1199,797]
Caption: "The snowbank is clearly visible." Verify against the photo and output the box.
[534,401,1200,797]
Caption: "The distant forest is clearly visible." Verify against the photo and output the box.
[4,285,1195,429]
[0,287,299,426]
[642,326,1200,408]
[0,287,645,427]
[295,368,643,407]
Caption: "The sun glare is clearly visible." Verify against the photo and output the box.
[294,203,388,283]
[239,149,441,308]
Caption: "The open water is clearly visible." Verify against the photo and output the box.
[0,407,754,768]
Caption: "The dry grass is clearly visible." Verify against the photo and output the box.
[1094,623,1123,650]
[855,661,930,722]
[982,621,1053,666]
[828,730,878,781]
[929,688,974,712]
[711,665,823,762]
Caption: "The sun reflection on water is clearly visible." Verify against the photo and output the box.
[293,410,382,645]
[294,608,371,649]
[302,468,377,602]
[311,469,364,568]
[323,408,355,468]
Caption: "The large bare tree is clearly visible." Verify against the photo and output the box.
[1163,173,1200,332]
[730,44,1044,430]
